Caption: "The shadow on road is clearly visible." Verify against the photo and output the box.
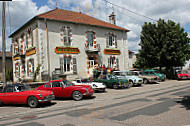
[176,96,190,110]
[0,102,57,108]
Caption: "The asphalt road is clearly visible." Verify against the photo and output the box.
[0,80,190,126]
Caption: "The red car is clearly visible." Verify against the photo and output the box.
[177,71,190,80]
[0,84,55,108]
[36,79,94,101]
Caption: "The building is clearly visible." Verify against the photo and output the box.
[0,51,12,81]
[9,8,130,82]
[128,50,136,70]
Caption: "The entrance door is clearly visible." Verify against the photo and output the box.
[89,60,95,69]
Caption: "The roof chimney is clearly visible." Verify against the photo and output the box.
[109,12,116,25]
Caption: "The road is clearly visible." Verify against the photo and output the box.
[0,80,190,126]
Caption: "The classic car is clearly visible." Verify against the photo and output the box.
[72,79,106,92]
[131,71,159,84]
[177,71,190,80]
[94,75,131,89]
[36,79,94,101]
[112,71,143,86]
[0,84,54,108]
[142,69,166,81]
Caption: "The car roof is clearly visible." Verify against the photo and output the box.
[144,69,156,72]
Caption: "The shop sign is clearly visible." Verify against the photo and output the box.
[104,48,121,55]
[55,46,79,54]
[13,54,20,61]
[26,47,36,56]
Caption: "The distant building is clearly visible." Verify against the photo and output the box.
[128,50,136,70]
[183,59,190,70]
[0,51,12,81]
[10,8,130,82]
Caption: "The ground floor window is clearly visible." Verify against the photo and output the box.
[108,56,119,69]
[27,59,34,76]
[15,63,20,77]
[64,57,71,72]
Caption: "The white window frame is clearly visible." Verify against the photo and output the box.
[64,57,71,73]
[63,27,71,46]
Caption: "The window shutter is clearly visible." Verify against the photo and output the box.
[73,57,77,74]
[116,58,119,69]
[115,36,117,48]
[106,34,109,48]
[108,58,110,67]
[60,58,63,73]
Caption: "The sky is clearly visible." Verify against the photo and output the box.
[0,0,190,53]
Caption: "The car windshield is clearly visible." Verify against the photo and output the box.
[132,72,140,76]
[63,80,74,87]
[15,85,31,92]
[81,79,89,83]
[181,71,189,74]
[108,75,118,79]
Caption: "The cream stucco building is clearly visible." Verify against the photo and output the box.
[10,8,130,82]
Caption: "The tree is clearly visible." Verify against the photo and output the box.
[6,68,13,81]
[136,19,190,78]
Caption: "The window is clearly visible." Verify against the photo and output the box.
[73,57,77,74]
[15,63,20,77]
[27,59,34,76]
[52,81,62,87]
[87,32,94,47]
[44,84,51,87]
[108,57,115,68]
[63,27,71,46]
[107,33,117,48]
[64,57,71,72]
[108,35,113,47]
[4,87,14,93]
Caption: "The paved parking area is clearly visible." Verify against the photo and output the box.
[0,80,190,126]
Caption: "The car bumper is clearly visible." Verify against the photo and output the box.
[83,91,94,96]
[38,95,55,102]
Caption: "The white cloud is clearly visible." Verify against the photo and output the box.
[0,0,51,51]
[2,0,190,52]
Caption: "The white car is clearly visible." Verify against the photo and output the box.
[72,79,106,92]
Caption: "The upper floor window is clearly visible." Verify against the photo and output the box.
[107,33,117,48]
[87,32,94,47]
[62,27,71,46]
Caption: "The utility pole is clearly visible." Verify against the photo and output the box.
[2,1,7,88]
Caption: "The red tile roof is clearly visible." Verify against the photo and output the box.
[37,8,129,31]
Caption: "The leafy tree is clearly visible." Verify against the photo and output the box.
[33,64,41,82]
[136,19,190,78]
[6,68,13,81]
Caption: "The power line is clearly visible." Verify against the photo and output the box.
[102,0,157,22]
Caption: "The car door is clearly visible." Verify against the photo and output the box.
[1,86,16,104]
[51,81,64,97]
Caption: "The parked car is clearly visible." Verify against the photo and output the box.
[36,79,94,101]
[94,75,131,89]
[0,84,54,108]
[142,69,166,81]
[112,71,143,86]
[177,71,190,80]
[131,71,159,84]
[72,79,106,92]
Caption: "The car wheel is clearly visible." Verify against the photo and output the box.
[143,79,148,84]
[27,96,39,108]
[113,83,118,89]
[128,80,133,87]
[72,91,83,101]
[102,88,106,92]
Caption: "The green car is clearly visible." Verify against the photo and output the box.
[94,75,132,89]
[142,69,166,81]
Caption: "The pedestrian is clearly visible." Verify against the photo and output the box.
[93,67,98,79]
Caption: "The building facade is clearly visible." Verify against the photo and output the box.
[10,8,130,82]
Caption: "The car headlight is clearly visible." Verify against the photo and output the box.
[39,94,43,98]
[85,88,89,92]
